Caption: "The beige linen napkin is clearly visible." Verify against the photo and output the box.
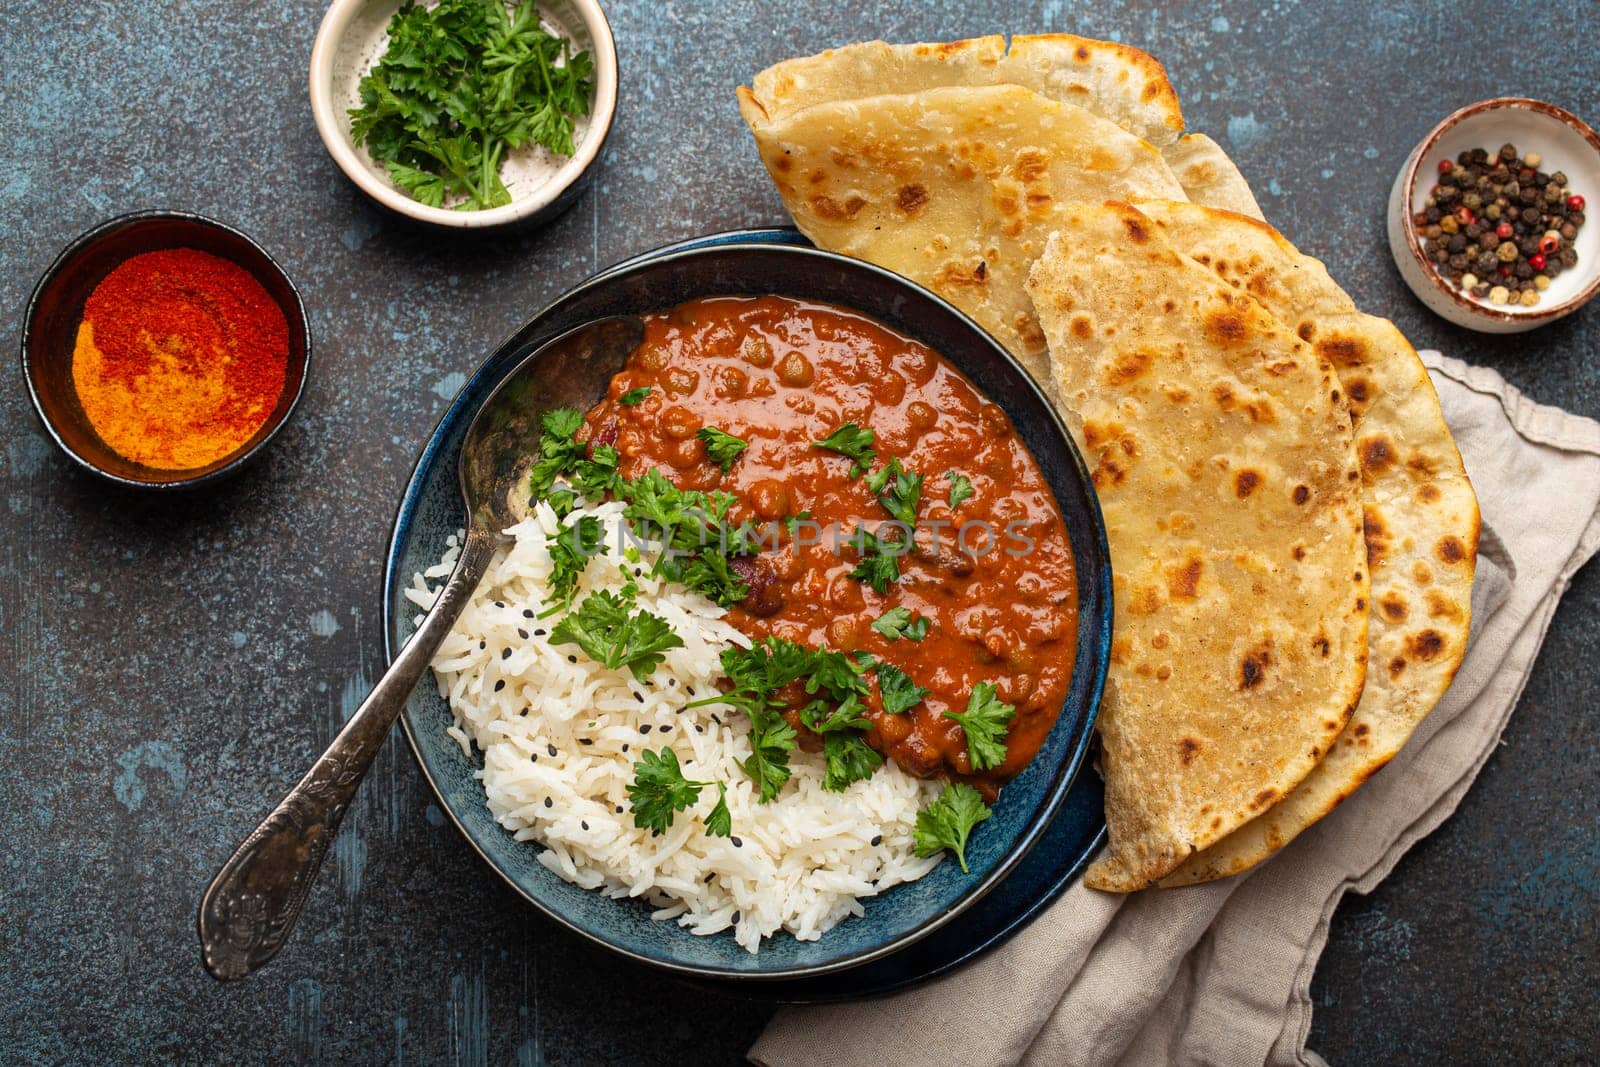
[752,353,1600,1067]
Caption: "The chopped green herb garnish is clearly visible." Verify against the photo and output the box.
[874,662,931,715]
[946,470,974,510]
[548,589,683,682]
[704,782,732,837]
[913,782,992,872]
[943,682,1016,772]
[866,458,923,526]
[696,426,749,473]
[616,469,749,606]
[546,514,605,608]
[783,511,813,536]
[740,707,798,802]
[870,606,929,642]
[627,747,713,836]
[823,730,883,792]
[800,694,872,734]
[529,408,587,500]
[349,0,595,211]
[848,528,905,594]
[619,386,651,406]
[813,423,877,477]
[691,638,876,798]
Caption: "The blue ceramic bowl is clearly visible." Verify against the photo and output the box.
[383,240,1112,979]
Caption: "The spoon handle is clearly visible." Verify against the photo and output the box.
[197,523,498,981]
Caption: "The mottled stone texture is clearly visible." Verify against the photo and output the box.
[1,1,1596,1063]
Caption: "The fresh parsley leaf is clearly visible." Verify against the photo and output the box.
[800,694,872,734]
[616,469,749,607]
[823,730,883,792]
[874,662,931,715]
[943,681,1017,772]
[546,514,605,607]
[913,783,992,872]
[865,458,923,525]
[739,707,797,802]
[813,423,877,477]
[548,589,684,682]
[783,511,813,536]
[947,470,974,510]
[848,528,905,594]
[349,0,595,211]
[696,426,749,473]
[694,638,877,799]
[870,606,929,642]
[619,386,651,406]
[528,407,587,500]
[704,782,732,837]
[627,747,707,835]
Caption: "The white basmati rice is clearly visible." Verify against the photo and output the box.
[407,500,942,952]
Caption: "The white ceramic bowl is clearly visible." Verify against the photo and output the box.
[309,0,617,229]
[1387,97,1600,333]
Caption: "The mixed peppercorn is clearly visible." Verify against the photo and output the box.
[1415,143,1586,308]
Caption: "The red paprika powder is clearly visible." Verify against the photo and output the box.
[71,248,289,470]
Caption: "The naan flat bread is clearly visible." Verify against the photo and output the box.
[744,34,1185,147]
[737,84,1186,383]
[1132,202,1480,886]
[1027,201,1370,891]
[1162,134,1265,221]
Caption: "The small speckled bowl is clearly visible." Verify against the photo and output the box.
[1388,97,1600,333]
[309,0,617,230]
[20,210,311,490]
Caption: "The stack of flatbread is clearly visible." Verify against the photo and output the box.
[738,36,1480,891]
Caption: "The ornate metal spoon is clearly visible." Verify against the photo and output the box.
[197,315,645,981]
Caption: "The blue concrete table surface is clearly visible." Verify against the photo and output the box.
[1,1,1595,1063]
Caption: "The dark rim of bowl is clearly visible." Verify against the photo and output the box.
[19,209,312,490]
[381,237,1113,980]
[1399,96,1600,324]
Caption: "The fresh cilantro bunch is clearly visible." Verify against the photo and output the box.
[349,0,594,210]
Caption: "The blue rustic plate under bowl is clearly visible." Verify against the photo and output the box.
[382,237,1111,981]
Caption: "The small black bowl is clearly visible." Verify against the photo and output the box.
[20,210,311,489]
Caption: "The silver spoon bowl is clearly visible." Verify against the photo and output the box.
[197,315,644,981]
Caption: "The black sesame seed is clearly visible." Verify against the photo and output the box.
[660,724,672,732]
[517,628,529,639]
[520,707,530,717]
[523,609,535,619]
[705,872,715,883]
[668,678,677,687]
[686,686,697,697]
[639,724,652,734]
[711,714,722,725]
[633,691,644,703]
[494,601,505,609]
[732,911,741,923]
[567,656,577,664]
[581,820,589,830]
[479,640,487,650]
[547,743,558,757]
[695,725,704,734]
[621,744,629,753]
[730,836,743,848]
[579,738,593,746]
[494,680,505,692]
[501,648,512,660]
[634,567,642,577]
[543,797,553,809]
[870,835,883,847]
[615,804,624,813]
[534,628,547,637]
[530,753,538,763]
